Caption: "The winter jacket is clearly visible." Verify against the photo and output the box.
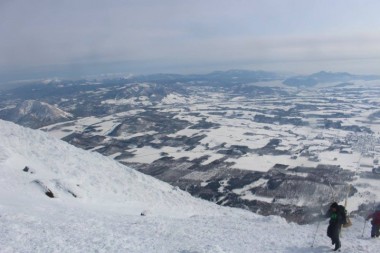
[327,205,347,226]
[367,211,380,226]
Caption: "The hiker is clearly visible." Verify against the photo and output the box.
[326,202,347,251]
[366,204,380,238]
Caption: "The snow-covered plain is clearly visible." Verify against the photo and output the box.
[39,85,380,212]
[1,120,380,252]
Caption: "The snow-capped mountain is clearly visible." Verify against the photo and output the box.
[0,100,73,128]
[0,119,379,252]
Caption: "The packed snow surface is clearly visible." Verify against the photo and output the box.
[0,119,379,252]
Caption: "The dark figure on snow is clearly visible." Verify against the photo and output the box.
[326,202,347,251]
[366,205,380,238]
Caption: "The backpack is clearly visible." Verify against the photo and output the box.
[338,205,352,227]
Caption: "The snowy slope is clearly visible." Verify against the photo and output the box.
[0,119,223,218]
[0,119,379,253]
[16,100,73,120]
[0,100,73,129]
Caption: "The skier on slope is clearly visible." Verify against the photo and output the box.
[366,204,380,238]
[326,202,347,251]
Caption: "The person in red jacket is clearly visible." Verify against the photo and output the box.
[366,205,380,238]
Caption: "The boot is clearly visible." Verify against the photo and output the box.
[333,242,341,251]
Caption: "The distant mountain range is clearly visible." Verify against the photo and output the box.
[2,69,380,90]
[283,71,380,87]
[109,69,380,87]
[129,69,283,85]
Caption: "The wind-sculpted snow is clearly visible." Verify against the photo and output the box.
[0,119,379,252]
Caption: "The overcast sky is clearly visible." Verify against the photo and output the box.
[1,0,380,81]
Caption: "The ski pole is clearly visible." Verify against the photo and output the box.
[311,197,324,248]
[361,220,366,237]
[311,220,321,248]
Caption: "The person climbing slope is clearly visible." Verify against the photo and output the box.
[326,202,347,251]
[366,204,380,238]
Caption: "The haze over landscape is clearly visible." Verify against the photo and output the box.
[1,0,380,83]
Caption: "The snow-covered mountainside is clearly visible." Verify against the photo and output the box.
[0,119,221,217]
[0,100,73,128]
[0,119,379,252]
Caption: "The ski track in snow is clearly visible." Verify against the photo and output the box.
[0,119,379,252]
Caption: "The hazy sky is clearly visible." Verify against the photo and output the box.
[1,0,380,81]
